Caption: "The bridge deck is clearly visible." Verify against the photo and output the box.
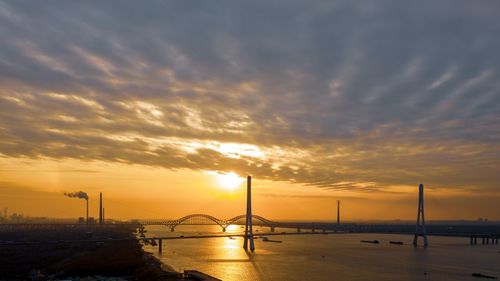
[2,230,498,246]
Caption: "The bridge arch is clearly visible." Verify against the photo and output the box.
[170,214,226,231]
[226,214,277,228]
[139,214,278,232]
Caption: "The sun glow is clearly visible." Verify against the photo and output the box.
[215,172,244,191]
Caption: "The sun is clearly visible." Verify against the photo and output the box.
[215,172,244,191]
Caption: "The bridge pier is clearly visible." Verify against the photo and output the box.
[222,226,226,232]
[270,227,275,232]
[473,235,499,245]
[297,228,301,232]
[170,226,175,232]
[470,235,479,245]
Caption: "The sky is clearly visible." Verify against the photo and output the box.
[0,1,499,221]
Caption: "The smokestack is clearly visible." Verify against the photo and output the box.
[337,200,340,226]
[64,191,89,224]
[102,208,105,223]
[99,192,103,224]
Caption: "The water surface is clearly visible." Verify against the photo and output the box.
[142,225,500,281]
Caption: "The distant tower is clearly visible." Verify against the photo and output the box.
[337,200,341,226]
[413,184,428,247]
[243,176,255,252]
[102,208,105,223]
[99,192,103,224]
[86,199,89,225]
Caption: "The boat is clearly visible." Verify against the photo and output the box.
[261,237,282,243]
[471,272,497,279]
[389,241,404,245]
[360,240,380,244]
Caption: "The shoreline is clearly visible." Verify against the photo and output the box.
[0,225,182,280]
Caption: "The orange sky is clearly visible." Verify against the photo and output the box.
[1,157,499,221]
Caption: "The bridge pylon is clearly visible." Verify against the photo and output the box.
[413,183,428,247]
[243,176,255,252]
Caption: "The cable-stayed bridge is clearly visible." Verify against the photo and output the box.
[137,214,500,236]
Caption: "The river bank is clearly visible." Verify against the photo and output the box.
[0,225,182,280]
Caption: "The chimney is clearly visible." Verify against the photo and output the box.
[337,200,340,226]
[86,199,89,225]
[102,208,105,223]
[99,192,103,224]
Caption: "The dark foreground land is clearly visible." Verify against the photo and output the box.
[0,225,182,280]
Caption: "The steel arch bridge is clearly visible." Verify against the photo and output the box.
[226,215,275,228]
[140,214,278,232]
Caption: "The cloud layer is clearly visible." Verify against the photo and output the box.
[1,1,499,192]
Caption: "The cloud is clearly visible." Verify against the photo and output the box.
[0,0,499,192]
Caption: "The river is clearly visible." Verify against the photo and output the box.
[142,225,500,281]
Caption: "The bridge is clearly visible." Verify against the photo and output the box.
[131,180,499,251]
[136,215,500,235]
[139,214,276,232]
[136,180,438,251]
[135,215,500,243]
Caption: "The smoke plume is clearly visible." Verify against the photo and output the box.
[64,191,88,200]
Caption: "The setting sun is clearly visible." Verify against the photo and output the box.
[215,172,244,191]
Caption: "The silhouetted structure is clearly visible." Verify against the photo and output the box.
[413,184,428,247]
[243,176,255,252]
[337,200,341,225]
[86,199,89,225]
[99,192,103,224]
[148,213,275,232]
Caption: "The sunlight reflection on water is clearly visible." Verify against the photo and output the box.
[142,225,500,281]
